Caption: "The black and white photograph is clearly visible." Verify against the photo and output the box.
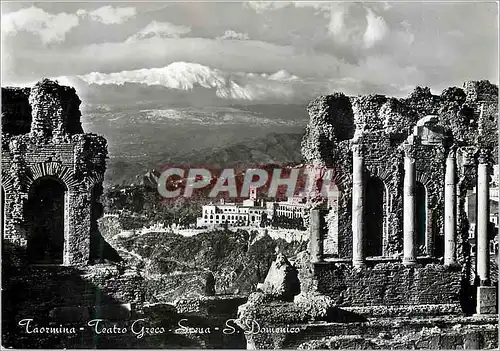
[1,1,499,349]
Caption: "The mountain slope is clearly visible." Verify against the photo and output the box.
[109,132,304,186]
[167,132,304,166]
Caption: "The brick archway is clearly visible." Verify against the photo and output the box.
[25,176,67,264]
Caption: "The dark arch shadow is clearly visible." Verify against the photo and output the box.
[364,177,384,257]
[90,183,122,263]
[416,182,427,253]
[24,176,67,264]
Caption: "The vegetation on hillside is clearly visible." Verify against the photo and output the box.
[103,185,202,229]
[114,229,306,294]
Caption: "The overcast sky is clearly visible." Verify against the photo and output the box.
[1,1,498,100]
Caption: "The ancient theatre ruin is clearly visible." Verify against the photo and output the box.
[303,80,498,313]
[1,79,108,265]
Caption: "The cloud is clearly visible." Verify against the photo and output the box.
[216,30,250,41]
[244,1,292,13]
[247,2,391,49]
[363,8,389,48]
[76,62,305,101]
[245,1,331,13]
[2,35,427,98]
[327,3,391,49]
[266,69,299,81]
[3,2,497,98]
[1,5,138,45]
[1,6,79,45]
[78,6,136,25]
[126,21,191,42]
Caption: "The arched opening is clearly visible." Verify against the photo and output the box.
[432,210,444,258]
[364,177,384,257]
[416,182,427,253]
[25,177,66,264]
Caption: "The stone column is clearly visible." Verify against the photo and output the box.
[352,144,365,268]
[309,208,323,263]
[444,150,457,266]
[403,146,417,266]
[476,149,490,284]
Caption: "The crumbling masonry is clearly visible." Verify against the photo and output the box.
[303,80,498,315]
[1,79,107,265]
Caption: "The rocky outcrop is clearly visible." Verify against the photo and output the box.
[260,253,300,301]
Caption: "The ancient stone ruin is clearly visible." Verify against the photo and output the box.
[237,81,498,349]
[1,79,108,265]
[1,78,497,349]
[1,80,243,349]
[302,81,498,314]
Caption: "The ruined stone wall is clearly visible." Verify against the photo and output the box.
[313,262,462,306]
[236,290,497,350]
[412,142,446,256]
[2,263,239,349]
[301,80,498,261]
[1,87,32,140]
[355,133,404,255]
[1,79,107,266]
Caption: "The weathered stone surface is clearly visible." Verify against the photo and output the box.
[293,291,333,320]
[301,80,498,263]
[243,313,498,349]
[260,253,300,301]
[302,93,354,167]
[145,271,217,304]
[1,87,31,140]
[1,79,108,266]
[476,286,498,315]
[313,262,462,306]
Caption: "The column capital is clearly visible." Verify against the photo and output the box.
[477,148,493,165]
[457,146,478,166]
[351,143,366,157]
[402,142,416,159]
[446,146,457,159]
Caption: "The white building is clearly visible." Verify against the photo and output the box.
[266,195,309,220]
[196,190,309,228]
[196,188,267,227]
[196,200,266,227]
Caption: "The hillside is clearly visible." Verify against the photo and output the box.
[98,215,307,295]
[107,132,304,185]
[167,132,304,166]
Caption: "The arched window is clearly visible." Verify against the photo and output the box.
[364,177,385,257]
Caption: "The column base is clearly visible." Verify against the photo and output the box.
[352,260,366,268]
[475,286,498,315]
[310,258,324,264]
[402,258,417,266]
[443,261,461,269]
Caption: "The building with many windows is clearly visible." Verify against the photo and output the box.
[196,191,310,228]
